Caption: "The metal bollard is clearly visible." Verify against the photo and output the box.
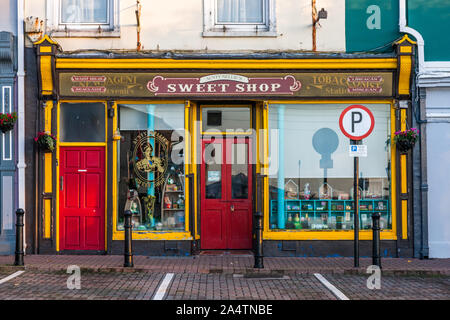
[254,211,264,269]
[123,210,134,267]
[14,209,25,266]
[372,212,381,268]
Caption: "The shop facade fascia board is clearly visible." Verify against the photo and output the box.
[33,36,416,255]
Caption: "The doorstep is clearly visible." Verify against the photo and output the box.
[198,250,253,256]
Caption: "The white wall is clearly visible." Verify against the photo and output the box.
[426,87,450,258]
[0,0,17,35]
[25,0,345,52]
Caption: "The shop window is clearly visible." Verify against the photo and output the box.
[202,107,251,133]
[203,0,277,37]
[268,104,392,232]
[46,0,120,37]
[117,104,185,232]
[59,102,105,142]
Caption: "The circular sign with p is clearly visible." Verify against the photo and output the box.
[339,105,375,140]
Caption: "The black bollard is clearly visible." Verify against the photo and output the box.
[254,211,264,269]
[14,209,25,266]
[123,210,134,267]
[372,212,381,268]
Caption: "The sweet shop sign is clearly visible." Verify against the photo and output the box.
[59,72,393,98]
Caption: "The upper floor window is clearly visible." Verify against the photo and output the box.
[203,0,276,37]
[46,0,119,37]
[60,0,109,25]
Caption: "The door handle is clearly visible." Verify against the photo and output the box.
[60,176,63,191]
[230,205,234,212]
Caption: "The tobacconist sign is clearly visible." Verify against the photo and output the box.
[59,72,393,98]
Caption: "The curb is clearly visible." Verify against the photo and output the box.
[1,264,449,277]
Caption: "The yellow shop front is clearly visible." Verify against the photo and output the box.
[32,35,416,256]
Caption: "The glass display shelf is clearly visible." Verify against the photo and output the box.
[270,199,391,231]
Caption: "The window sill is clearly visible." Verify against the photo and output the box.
[50,28,121,38]
[202,30,277,38]
[112,230,192,241]
[263,229,397,241]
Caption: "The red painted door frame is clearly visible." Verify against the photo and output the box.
[59,146,105,251]
[200,137,253,250]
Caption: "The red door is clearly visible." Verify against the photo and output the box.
[201,137,252,249]
[59,147,105,251]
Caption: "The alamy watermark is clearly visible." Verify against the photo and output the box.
[366,265,381,289]
[66,265,81,290]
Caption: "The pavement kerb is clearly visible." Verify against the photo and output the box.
[1,264,448,277]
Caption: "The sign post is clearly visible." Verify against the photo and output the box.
[339,105,375,268]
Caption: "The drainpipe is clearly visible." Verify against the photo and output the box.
[399,0,429,258]
[399,0,425,73]
[17,0,27,253]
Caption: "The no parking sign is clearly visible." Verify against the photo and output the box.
[338,104,375,268]
[339,105,375,140]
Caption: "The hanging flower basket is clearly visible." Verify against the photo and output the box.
[35,131,57,152]
[394,128,419,153]
[0,112,17,133]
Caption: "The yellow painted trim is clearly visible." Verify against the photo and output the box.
[398,55,412,95]
[395,34,417,45]
[112,231,193,241]
[401,108,407,132]
[112,101,118,248]
[262,101,269,233]
[104,102,108,251]
[390,104,398,238]
[44,153,52,193]
[40,56,53,95]
[34,34,58,45]
[400,46,412,53]
[263,230,397,240]
[44,199,52,239]
[191,103,200,240]
[401,155,407,194]
[400,108,407,239]
[59,142,107,147]
[255,103,261,175]
[40,46,52,53]
[261,100,397,240]
[56,58,398,70]
[402,200,408,239]
[184,101,190,233]
[44,101,53,193]
[56,104,60,251]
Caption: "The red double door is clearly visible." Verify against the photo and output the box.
[201,137,253,249]
[59,147,105,251]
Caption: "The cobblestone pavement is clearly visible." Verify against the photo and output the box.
[1,255,449,276]
[0,269,448,300]
[326,274,450,300]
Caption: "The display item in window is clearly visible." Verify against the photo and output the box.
[164,195,172,209]
[303,183,311,200]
